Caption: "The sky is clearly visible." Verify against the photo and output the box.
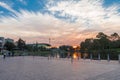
[0,0,120,46]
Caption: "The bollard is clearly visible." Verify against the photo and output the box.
[83,53,86,60]
[98,53,101,61]
[71,57,73,63]
[118,54,120,63]
[90,53,92,60]
[107,54,110,62]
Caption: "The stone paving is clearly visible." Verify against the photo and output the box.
[0,56,120,80]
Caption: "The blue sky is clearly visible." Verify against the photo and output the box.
[0,0,120,46]
[0,0,120,17]
[103,0,120,7]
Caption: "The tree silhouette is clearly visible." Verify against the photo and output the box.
[17,38,26,50]
[80,32,120,60]
[4,41,15,51]
[111,33,120,41]
[96,32,107,39]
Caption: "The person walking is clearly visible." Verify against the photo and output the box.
[3,51,6,59]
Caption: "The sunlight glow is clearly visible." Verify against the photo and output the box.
[73,53,77,59]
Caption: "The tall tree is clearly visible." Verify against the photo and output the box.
[17,38,26,50]
[4,42,16,51]
[111,33,120,41]
[96,32,110,49]
[96,32,107,39]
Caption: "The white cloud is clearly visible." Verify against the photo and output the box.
[19,0,27,5]
[0,0,120,46]
[0,10,84,46]
[0,2,18,15]
[46,0,120,32]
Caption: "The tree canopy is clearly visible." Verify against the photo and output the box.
[4,41,16,51]
[80,32,120,52]
[17,38,26,50]
[80,32,120,60]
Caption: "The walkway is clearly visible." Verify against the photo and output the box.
[0,56,119,80]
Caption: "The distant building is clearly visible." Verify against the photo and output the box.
[0,37,15,52]
[27,43,51,50]
[5,38,14,43]
[37,43,51,49]
[0,37,5,51]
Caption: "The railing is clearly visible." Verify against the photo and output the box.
[82,53,120,63]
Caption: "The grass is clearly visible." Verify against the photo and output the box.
[13,50,51,57]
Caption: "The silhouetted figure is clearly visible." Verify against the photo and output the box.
[77,53,80,60]
[48,54,50,60]
[71,55,73,63]
[12,51,14,57]
[67,52,71,59]
[8,51,11,56]
[3,52,6,59]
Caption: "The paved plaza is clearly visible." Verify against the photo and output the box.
[0,56,120,80]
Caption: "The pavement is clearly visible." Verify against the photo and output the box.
[0,56,120,80]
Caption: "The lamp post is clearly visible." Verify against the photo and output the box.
[90,39,93,60]
[107,41,110,62]
[90,53,93,60]
[107,53,110,62]
[98,53,101,61]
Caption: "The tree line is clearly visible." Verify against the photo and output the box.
[80,32,120,60]
[4,38,26,51]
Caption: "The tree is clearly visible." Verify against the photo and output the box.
[96,32,110,49]
[59,45,73,51]
[80,32,120,60]
[92,39,101,50]
[4,42,16,51]
[17,38,26,50]
[111,33,120,41]
[59,45,73,58]
[80,42,86,52]
[96,32,108,39]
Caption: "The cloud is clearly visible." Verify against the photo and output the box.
[0,0,120,46]
[0,2,18,15]
[19,0,27,5]
[46,0,120,31]
[0,10,84,46]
